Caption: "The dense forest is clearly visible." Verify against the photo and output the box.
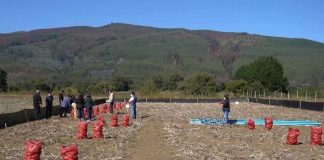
[1,23,324,95]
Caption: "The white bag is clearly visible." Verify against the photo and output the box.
[126,104,130,109]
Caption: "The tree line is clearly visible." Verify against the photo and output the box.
[2,56,290,96]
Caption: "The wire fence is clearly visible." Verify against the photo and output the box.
[243,89,324,102]
[248,97,324,112]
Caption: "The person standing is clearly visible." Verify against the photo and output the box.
[128,91,137,119]
[45,91,54,119]
[84,93,93,121]
[60,95,70,117]
[33,90,42,119]
[106,90,115,114]
[59,90,64,105]
[76,94,85,121]
[220,94,230,124]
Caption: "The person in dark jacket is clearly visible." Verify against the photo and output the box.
[45,91,54,119]
[33,90,42,119]
[219,94,230,124]
[128,91,138,119]
[76,94,85,121]
[84,93,93,121]
[59,90,64,105]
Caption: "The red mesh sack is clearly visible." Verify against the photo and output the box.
[76,122,88,139]
[95,106,100,116]
[310,127,323,145]
[98,116,106,126]
[118,103,123,110]
[286,128,300,145]
[24,140,42,160]
[60,144,78,160]
[103,103,108,112]
[247,119,255,129]
[122,114,130,127]
[113,103,117,110]
[111,115,118,127]
[83,108,89,119]
[265,117,273,130]
[100,104,106,113]
[93,121,104,138]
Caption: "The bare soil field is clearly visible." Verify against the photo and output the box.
[1,101,324,160]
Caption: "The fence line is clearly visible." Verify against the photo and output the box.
[243,90,324,103]
[249,97,324,112]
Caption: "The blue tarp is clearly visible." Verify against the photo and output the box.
[190,118,321,126]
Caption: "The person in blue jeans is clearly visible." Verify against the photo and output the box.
[128,91,137,119]
[220,94,230,124]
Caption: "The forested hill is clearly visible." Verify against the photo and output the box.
[0,23,324,88]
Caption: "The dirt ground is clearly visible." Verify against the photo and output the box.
[1,102,324,160]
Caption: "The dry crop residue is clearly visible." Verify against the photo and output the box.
[1,102,324,160]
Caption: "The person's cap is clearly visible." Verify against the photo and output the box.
[36,90,40,93]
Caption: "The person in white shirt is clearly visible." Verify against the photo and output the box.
[128,91,137,119]
[106,90,115,114]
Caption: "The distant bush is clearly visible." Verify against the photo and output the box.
[235,56,289,92]
[225,79,247,94]
[183,72,216,96]
[110,75,133,91]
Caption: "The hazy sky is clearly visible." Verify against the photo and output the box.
[0,0,323,42]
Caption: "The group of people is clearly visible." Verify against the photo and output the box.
[33,88,228,124]
[32,90,54,119]
[105,90,138,119]
[32,89,138,120]
[59,91,94,121]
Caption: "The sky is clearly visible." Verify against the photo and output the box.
[0,0,323,43]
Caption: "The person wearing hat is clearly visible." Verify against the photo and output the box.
[33,90,42,119]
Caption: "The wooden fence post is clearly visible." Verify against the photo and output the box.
[275,91,276,100]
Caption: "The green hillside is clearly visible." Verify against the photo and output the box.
[0,23,324,88]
